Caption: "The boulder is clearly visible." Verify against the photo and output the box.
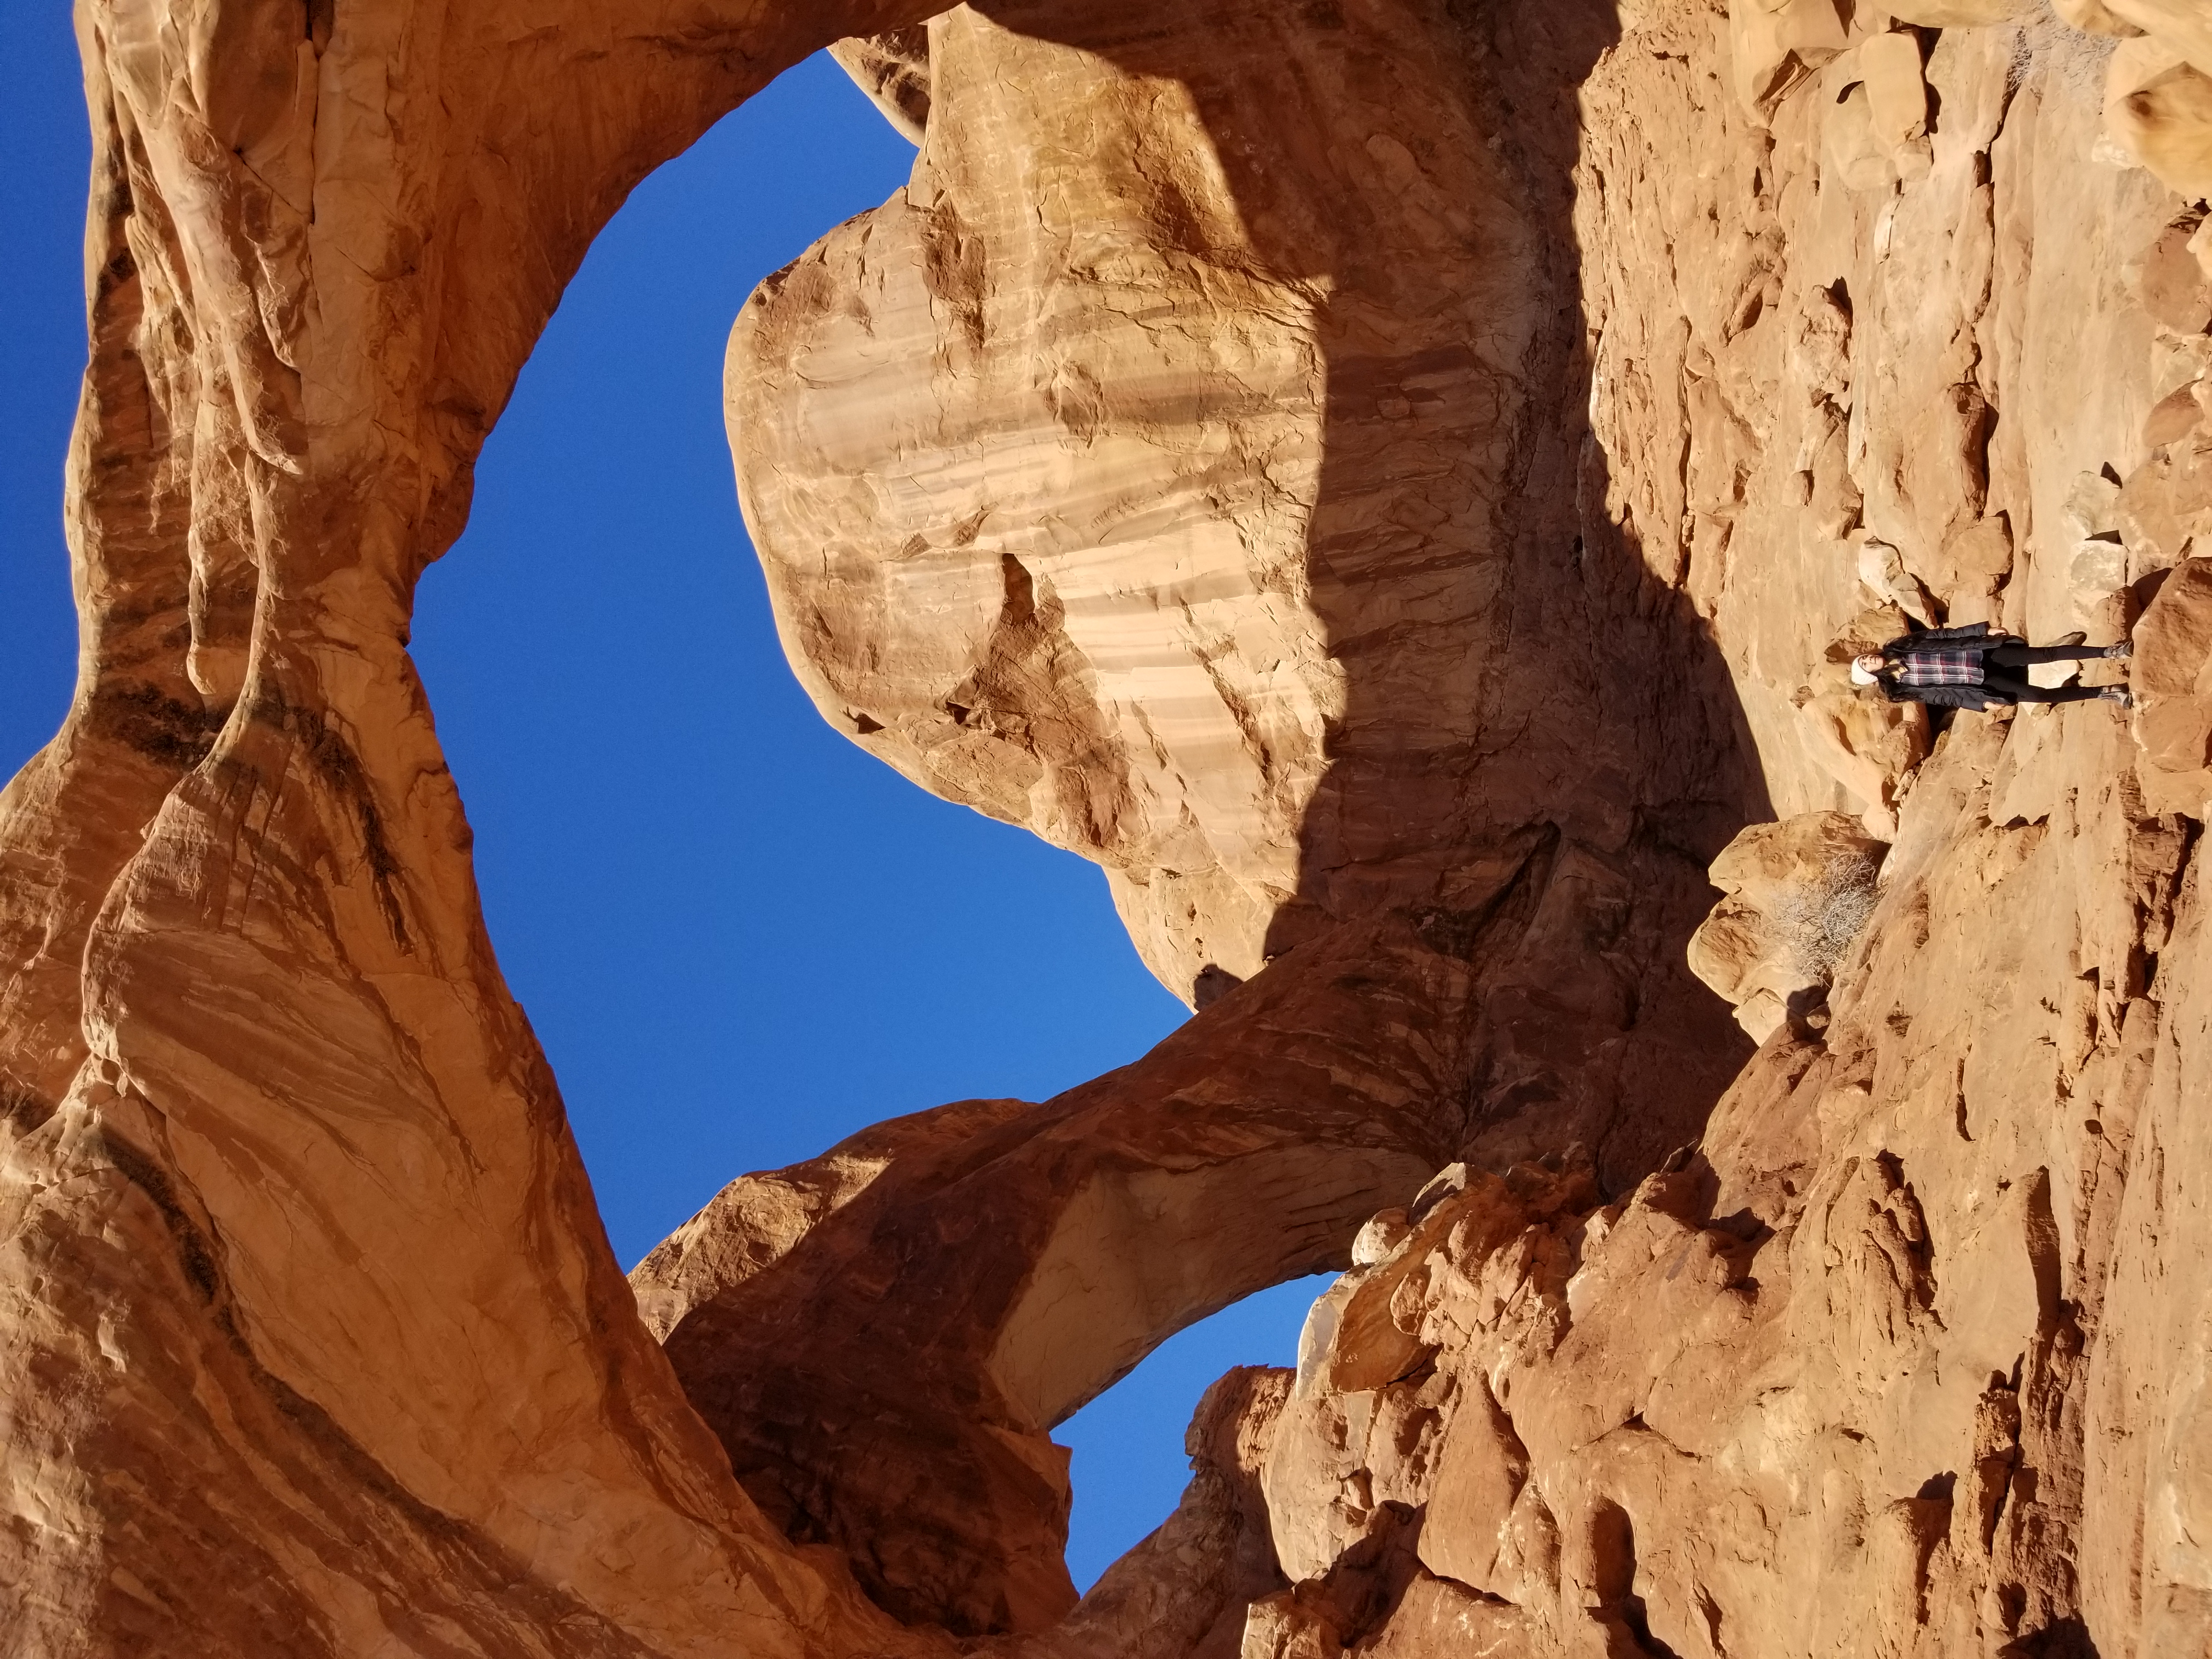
[2054,0,2146,34]
[1861,30,1931,152]
[2107,0,2212,76]
[1688,810,1891,1040]
[2131,554,2212,779]
[2129,212,2212,332]
[1729,0,1862,119]
[2106,39,2212,201]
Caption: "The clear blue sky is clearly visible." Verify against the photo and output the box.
[1,27,1324,1593]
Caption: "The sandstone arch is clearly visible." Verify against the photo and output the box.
[16,0,2212,1654]
[652,0,1772,1637]
[5,0,1759,1641]
[633,911,1467,1634]
[1,1,946,1651]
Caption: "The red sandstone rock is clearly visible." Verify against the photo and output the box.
[9,0,2212,1655]
[1688,810,1889,1041]
[829,28,932,143]
[728,0,1759,1195]
[2130,213,2212,335]
[0,0,952,1652]
[2107,40,2212,201]
[634,913,1463,1634]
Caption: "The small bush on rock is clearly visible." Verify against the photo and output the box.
[1771,851,1882,981]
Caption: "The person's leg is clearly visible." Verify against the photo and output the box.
[1990,643,2116,667]
[1983,671,2110,704]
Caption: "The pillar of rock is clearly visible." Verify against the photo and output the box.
[0,0,944,1652]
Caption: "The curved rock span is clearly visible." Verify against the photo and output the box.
[7,0,2212,1655]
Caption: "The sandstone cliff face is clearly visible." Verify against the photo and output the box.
[730,2,1772,1035]
[1223,9,2212,1653]
[706,2,2212,1654]
[1233,715,2202,1656]
[1274,11,2212,1652]
[11,0,2212,1655]
[0,0,949,1652]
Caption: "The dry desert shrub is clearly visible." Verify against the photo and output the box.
[1770,851,1882,981]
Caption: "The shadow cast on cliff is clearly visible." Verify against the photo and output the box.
[1053,0,1772,1193]
[652,0,1779,1641]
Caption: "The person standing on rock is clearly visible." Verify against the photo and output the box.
[1850,620,2131,710]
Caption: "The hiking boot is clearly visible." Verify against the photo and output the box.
[2104,640,2133,660]
[2053,631,2087,647]
[2100,685,2133,708]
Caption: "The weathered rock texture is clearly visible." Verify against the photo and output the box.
[0,0,952,1652]
[1198,6,2212,1654]
[13,0,2212,1654]
[1190,5,2212,1650]
[713,0,2212,1654]
[633,913,1464,1636]
[736,1,1770,1032]
[1687,809,1888,1041]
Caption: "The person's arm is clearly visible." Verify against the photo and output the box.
[1911,621,1994,647]
[1884,679,1987,710]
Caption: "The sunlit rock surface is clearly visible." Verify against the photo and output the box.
[729,2,2212,1652]
[10,0,2212,1654]
[0,0,947,1652]
[632,913,1459,1635]
[736,1,1770,1025]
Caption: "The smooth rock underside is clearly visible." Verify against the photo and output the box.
[8,0,2212,1655]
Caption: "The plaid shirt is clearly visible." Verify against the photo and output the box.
[1894,647,1984,687]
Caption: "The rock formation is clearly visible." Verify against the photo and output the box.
[633,913,1462,1636]
[1686,809,1889,1041]
[0,0,950,1652]
[10,0,2212,1655]
[729,0,1770,1029]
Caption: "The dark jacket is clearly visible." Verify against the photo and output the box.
[1875,620,2024,710]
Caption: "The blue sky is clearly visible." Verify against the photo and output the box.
[1,28,1323,1593]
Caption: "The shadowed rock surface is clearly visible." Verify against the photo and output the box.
[10,0,2212,1655]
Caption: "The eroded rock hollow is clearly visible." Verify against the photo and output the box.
[8,0,2212,1654]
